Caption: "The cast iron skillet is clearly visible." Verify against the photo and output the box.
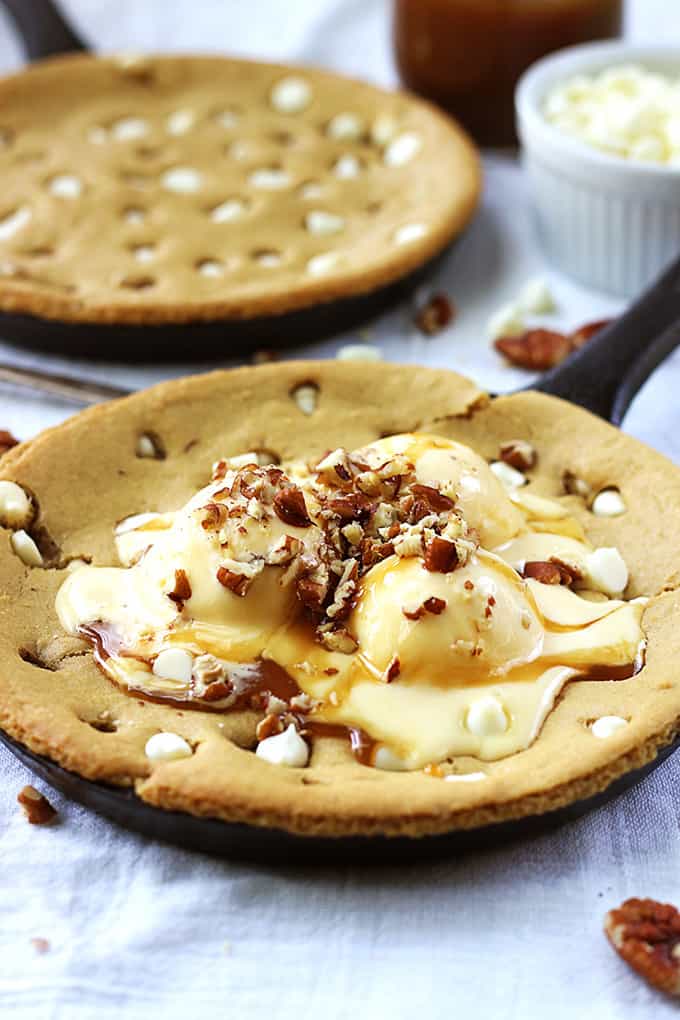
[2,250,680,860]
[0,0,463,359]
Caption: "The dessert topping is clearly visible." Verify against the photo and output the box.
[605,898,680,998]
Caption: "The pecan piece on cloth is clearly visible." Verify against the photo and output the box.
[604,898,680,998]
[495,329,573,371]
[0,429,19,456]
[414,293,455,336]
[17,785,57,825]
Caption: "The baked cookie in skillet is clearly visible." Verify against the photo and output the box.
[0,54,479,326]
[0,361,678,839]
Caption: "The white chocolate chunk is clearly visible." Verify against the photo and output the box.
[256,723,309,767]
[0,481,31,528]
[517,277,557,315]
[327,112,364,141]
[124,207,145,224]
[197,259,223,277]
[254,251,281,268]
[161,167,202,193]
[584,547,629,597]
[488,303,526,341]
[384,132,422,167]
[48,175,82,198]
[465,696,509,737]
[0,206,31,241]
[133,245,155,263]
[291,383,318,415]
[211,198,246,223]
[305,210,345,236]
[152,648,194,684]
[112,117,148,141]
[371,114,397,146]
[306,252,338,277]
[166,110,194,135]
[145,732,193,762]
[248,168,291,190]
[270,76,312,114]
[444,771,487,783]
[489,461,527,489]
[136,434,158,458]
[298,181,323,199]
[373,746,409,771]
[591,715,628,739]
[393,223,427,245]
[336,344,382,362]
[591,489,626,517]
[333,154,361,179]
[10,530,43,567]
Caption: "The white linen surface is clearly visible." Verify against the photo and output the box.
[1,2,680,1017]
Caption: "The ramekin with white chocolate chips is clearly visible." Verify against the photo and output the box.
[56,431,646,773]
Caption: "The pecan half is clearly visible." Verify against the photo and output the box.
[17,785,56,825]
[0,429,19,456]
[414,293,455,336]
[495,328,572,371]
[424,536,459,573]
[605,898,680,998]
[273,486,311,528]
[570,318,613,349]
[167,568,192,605]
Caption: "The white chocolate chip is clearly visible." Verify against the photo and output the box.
[48,175,82,198]
[124,207,145,225]
[115,511,164,535]
[256,723,309,767]
[306,252,338,277]
[444,771,487,783]
[248,168,291,190]
[270,76,312,114]
[166,109,194,135]
[393,223,427,245]
[333,154,361,179]
[591,715,628,739]
[152,648,194,685]
[305,210,345,236]
[211,198,246,223]
[197,259,223,277]
[373,746,409,771]
[161,167,202,193]
[0,481,32,528]
[0,206,31,241]
[584,547,629,596]
[291,383,318,415]
[489,460,527,489]
[112,117,148,141]
[384,132,422,167]
[517,277,557,315]
[145,732,193,762]
[132,245,155,263]
[465,696,509,737]
[327,112,364,140]
[336,344,382,362]
[488,303,526,341]
[254,251,281,268]
[591,488,626,517]
[371,113,397,146]
[298,180,323,199]
[136,433,160,458]
[10,530,43,567]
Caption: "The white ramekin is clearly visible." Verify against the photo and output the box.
[516,42,680,298]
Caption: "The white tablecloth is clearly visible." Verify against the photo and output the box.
[2,3,680,1017]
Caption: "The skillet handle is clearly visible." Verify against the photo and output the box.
[532,250,680,422]
[0,0,87,61]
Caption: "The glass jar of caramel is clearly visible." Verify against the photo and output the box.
[393,0,623,147]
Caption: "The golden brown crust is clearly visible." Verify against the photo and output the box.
[1,362,679,838]
[0,53,480,325]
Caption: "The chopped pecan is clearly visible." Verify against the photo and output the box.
[604,898,680,998]
[216,567,251,596]
[499,440,537,472]
[167,568,192,605]
[17,785,56,825]
[201,502,228,531]
[570,318,612,350]
[550,557,582,586]
[326,492,374,522]
[522,561,563,585]
[495,328,572,371]
[256,713,285,741]
[562,470,591,500]
[30,937,50,954]
[318,626,358,654]
[424,536,459,573]
[266,534,302,566]
[296,576,328,612]
[410,484,455,513]
[385,656,401,682]
[273,486,311,528]
[0,429,19,456]
[414,292,455,336]
[202,678,234,702]
[403,596,447,620]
